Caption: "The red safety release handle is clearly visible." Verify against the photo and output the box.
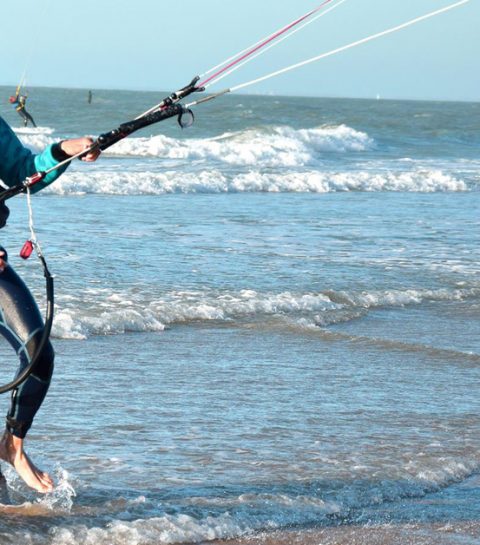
[27,172,45,186]
[20,240,34,260]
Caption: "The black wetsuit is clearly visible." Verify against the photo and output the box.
[0,116,69,438]
[0,248,54,438]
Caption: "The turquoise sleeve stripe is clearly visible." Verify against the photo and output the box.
[32,145,69,192]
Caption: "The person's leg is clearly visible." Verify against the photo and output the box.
[0,252,54,492]
[17,108,28,127]
[24,111,37,128]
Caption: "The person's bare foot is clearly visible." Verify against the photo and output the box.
[0,431,53,493]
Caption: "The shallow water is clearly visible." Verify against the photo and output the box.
[0,87,478,543]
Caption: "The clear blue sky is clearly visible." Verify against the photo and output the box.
[1,0,478,101]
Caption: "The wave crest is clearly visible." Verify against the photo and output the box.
[52,286,479,339]
[104,124,374,166]
[43,167,466,195]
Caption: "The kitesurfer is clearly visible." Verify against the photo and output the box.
[9,91,37,128]
[0,116,99,493]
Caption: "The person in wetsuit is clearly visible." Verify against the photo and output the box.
[0,116,100,493]
[9,92,37,128]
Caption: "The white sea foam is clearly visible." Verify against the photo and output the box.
[52,286,480,339]
[18,124,373,165]
[228,169,466,193]
[50,513,252,545]
[53,306,165,340]
[414,458,478,487]
[13,126,54,136]
[16,132,56,152]
[13,124,469,193]
[32,456,480,544]
[103,124,374,165]
[40,466,76,512]
[42,167,467,196]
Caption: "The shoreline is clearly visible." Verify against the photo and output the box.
[207,522,480,545]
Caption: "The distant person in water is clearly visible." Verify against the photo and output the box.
[88,90,93,104]
[9,91,37,128]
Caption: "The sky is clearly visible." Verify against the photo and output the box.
[1,0,478,102]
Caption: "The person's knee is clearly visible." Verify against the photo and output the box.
[30,341,55,382]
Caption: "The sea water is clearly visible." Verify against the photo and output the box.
[0,86,478,544]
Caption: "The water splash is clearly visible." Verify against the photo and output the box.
[40,465,77,512]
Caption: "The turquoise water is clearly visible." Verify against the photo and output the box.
[0,87,478,544]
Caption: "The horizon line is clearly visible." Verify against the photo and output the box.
[0,83,478,105]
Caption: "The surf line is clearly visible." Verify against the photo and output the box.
[0,0,469,393]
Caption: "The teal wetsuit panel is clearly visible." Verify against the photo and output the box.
[0,115,67,191]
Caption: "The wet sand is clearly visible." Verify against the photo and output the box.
[208,522,480,545]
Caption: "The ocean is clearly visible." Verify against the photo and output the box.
[0,85,478,544]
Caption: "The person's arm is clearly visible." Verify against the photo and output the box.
[0,117,99,193]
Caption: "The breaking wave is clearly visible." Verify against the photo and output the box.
[14,124,470,194]
[17,124,373,165]
[52,286,480,340]
[43,167,467,195]
[93,124,375,165]
[13,126,55,152]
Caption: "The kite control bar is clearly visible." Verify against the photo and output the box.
[95,94,199,150]
[96,76,203,151]
[96,102,186,151]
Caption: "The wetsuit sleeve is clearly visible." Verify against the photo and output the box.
[0,116,68,193]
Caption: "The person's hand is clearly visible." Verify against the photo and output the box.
[60,138,101,162]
